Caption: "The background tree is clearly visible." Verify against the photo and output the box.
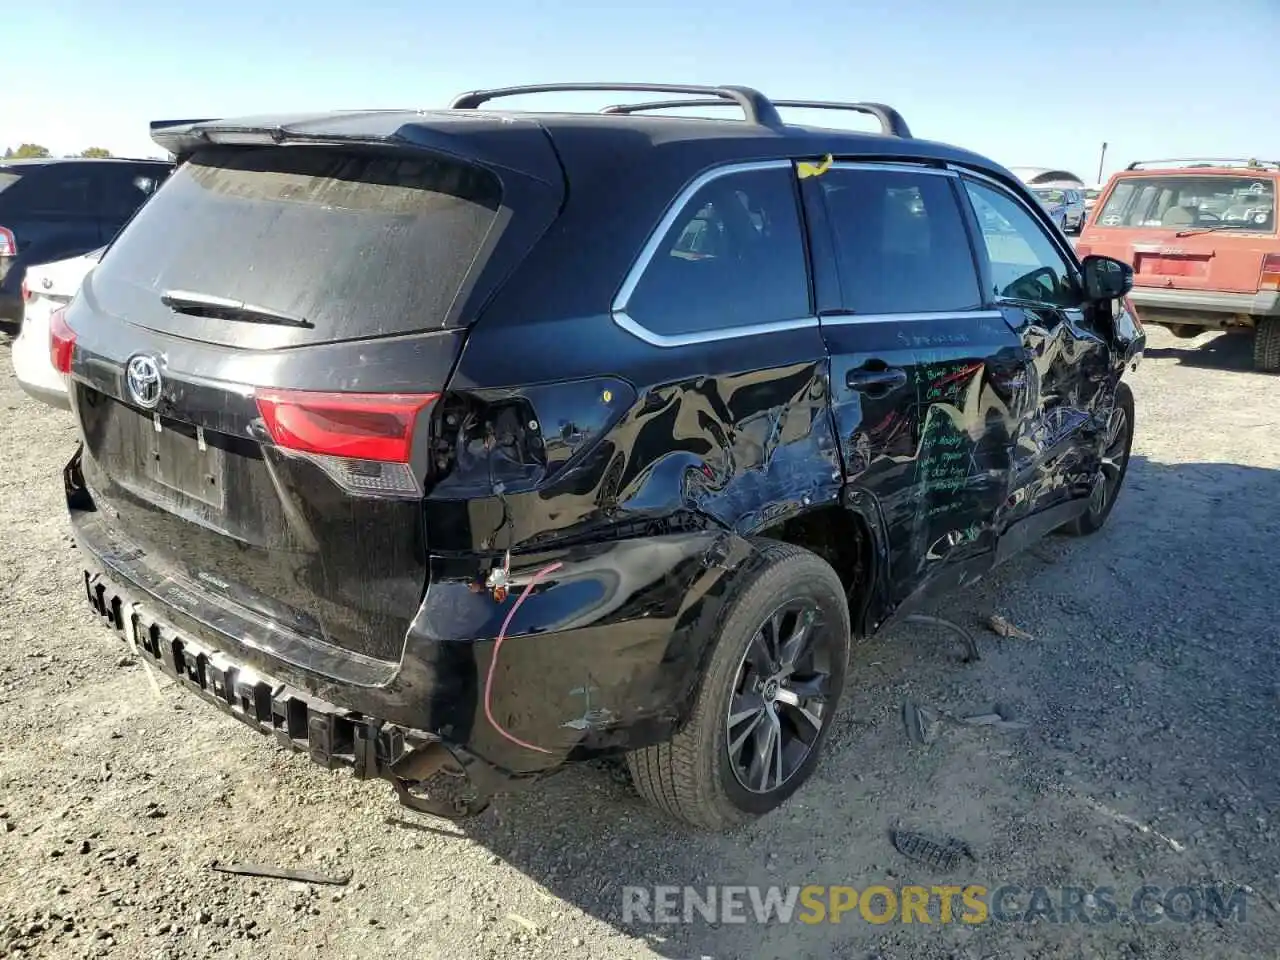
[4,144,52,159]
[79,147,112,159]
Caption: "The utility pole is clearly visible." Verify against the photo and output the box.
[1096,142,1108,184]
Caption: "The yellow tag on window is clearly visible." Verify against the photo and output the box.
[797,154,834,179]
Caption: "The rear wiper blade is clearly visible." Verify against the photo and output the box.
[161,290,314,328]
[1173,223,1256,237]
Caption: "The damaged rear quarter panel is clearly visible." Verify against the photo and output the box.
[421,317,842,763]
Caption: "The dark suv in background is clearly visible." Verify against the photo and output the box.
[0,157,172,325]
[61,83,1144,829]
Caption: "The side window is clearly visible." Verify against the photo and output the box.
[623,167,810,337]
[94,166,164,220]
[963,180,1081,308]
[17,169,92,215]
[819,168,982,315]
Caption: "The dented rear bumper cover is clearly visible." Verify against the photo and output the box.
[68,454,753,803]
[82,563,411,779]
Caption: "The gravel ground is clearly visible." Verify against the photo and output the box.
[0,325,1277,960]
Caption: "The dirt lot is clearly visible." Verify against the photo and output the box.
[0,326,1277,960]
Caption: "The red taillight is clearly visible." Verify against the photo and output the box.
[1261,253,1280,291]
[254,390,438,463]
[20,277,30,303]
[0,226,15,258]
[49,307,75,375]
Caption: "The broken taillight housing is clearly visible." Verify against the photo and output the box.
[254,389,438,498]
[49,306,76,375]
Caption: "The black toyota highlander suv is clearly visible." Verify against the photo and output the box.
[59,83,1144,829]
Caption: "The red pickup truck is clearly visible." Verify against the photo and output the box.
[1077,159,1279,372]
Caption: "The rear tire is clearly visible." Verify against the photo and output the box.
[1065,381,1135,536]
[1254,317,1280,373]
[627,541,851,830]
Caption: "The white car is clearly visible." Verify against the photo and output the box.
[12,248,103,409]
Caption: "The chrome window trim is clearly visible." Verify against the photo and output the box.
[819,309,1005,327]
[609,159,976,347]
[610,159,812,348]
[612,311,819,348]
[829,161,958,177]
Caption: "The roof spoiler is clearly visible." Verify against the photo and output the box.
[150,118,221,156]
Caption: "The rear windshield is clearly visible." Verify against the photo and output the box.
[1096,175,1276,232]
[1033,188,1067,204]
[92,146,503,343]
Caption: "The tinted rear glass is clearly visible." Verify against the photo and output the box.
[1096,175,1275,231]
[92,146,503,344]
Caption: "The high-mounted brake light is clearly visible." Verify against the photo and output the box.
[255,390,439,498]
[1261,253,1280,291]
[0,227,16,258]
[49,307,75,375]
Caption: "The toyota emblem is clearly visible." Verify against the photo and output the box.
[126,355,163,409]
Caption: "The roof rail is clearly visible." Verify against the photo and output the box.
[599,97,912,138]
[1126,158,1280,171]
[448,83,785,128]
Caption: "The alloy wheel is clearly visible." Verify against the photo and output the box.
[725,599,835,794]
[1093,406,1130,513]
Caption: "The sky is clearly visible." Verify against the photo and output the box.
[6,0,1280,184]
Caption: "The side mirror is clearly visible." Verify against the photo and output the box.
[1081,254,1133,300]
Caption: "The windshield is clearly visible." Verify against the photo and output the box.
[1032,188,1066,205]
[1095,175,1276,232]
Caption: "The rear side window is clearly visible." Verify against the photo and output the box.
[819,168,981,314]
[94,165,169,219]
[9,167,92,214]
[1096,175,1276,231]
[92,146,503,343]
[622,166,810,337]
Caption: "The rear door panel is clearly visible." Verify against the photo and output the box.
[804,162,1032,611]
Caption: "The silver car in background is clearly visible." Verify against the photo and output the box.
[1031,185,1087,234]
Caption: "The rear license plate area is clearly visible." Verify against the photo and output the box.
[142,413,226,509]
[1134,254,1209,279]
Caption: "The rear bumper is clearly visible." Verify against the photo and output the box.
[68,452,747,788]
[83,561,413,779]
[1128,285,1280,318]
